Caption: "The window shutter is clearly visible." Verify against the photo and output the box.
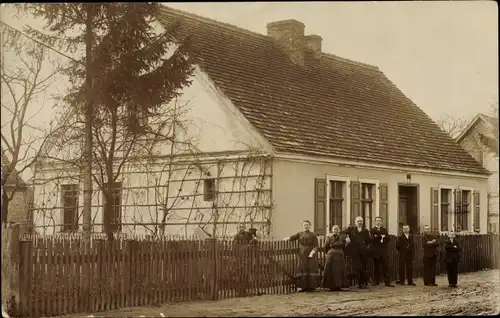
[314,178,326,235]
[454,189,462,231]
[430,187,439,232]
[473,191,480,232]
[350,181,361,225]
[379,183,389,230]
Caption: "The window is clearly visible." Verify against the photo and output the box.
[440,188,452,231]
[361,183,375,229]
[329,181,345,228]
[455,189,471,232]
[203,178,215,201]
[61,184,79,232]
[103,182,122,232]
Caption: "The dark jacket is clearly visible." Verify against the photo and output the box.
[444,238,461,263]
[370,226,390,257]
[234,231,253,244]
[343,225,371,256]
[422,233,439,258]
[396,233,414,259]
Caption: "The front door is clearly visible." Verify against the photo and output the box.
[398,196,408,233]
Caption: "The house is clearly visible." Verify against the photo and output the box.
[1,152,34,233]
[456,113,499,233]
[32,6,490,238]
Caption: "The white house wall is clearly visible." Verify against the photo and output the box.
[33,157,272,237]
[271,159,489,239]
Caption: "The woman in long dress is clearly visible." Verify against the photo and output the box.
[322,224,349,291]
[284,220,321,292]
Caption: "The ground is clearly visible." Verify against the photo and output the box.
[61,270,499,317]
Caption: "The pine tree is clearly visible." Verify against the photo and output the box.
[21,3,194,240]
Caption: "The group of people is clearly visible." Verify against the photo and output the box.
[281,217,461,292]
[233,218,461,293]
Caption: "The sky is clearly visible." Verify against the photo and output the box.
[1,1,498,179]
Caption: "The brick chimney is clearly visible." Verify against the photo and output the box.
[266,19,305,65]
[304,34,322,59]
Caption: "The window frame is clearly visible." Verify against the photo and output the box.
[326,175,350,235]
[457,186,474,233]
[102,181,123,233]
[438,184,455,233]
[358,178,379,230]
[203,178,216,202]
[60,183,79,233]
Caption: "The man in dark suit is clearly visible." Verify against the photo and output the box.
[395,224,416,286]
[444,231,461,288]
[344,216,372,289]
[370,216,394,287]
[422,225,439,286]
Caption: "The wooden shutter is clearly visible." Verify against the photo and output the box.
[314,178,326,235]
[350,181,361,225]
[379,183,389,230]
[473,191,480,232]
[454,189,462,231]
[430,187,439,232]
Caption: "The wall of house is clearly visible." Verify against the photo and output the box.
[271,158,489,239]
[458,119,499,231]
[32,157,272,237]
[5,186,33,233]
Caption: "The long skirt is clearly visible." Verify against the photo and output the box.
[321,249,348,289]
[296,253,321,290]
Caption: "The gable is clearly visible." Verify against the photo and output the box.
[157,6,488,175]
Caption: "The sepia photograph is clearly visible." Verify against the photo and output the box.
[1,1,498,317]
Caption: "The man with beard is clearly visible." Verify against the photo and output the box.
[343,216,372,289]
[370,216,394,287]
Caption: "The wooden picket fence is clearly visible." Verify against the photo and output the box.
[4,229,500,317]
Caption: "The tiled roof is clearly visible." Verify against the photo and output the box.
[158,6,489,175]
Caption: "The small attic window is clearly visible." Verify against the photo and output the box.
[204,178,215,201]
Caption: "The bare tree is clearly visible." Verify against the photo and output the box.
[0,23,67,224]
[436,113,470,138]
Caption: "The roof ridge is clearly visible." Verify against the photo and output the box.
[159,5,270,41]
[322,52,379,71]
[160,5,380,72]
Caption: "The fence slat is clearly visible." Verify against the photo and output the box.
[11,233,499,317]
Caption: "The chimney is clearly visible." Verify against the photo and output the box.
[304,35,322,59]
[266,19,305,65]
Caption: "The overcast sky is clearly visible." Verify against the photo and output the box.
[1,2,498,179]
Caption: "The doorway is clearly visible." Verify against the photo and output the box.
[398,185,419,234]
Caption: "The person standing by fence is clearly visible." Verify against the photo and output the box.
[422,225,439,286]
[233,223,253,296]
[396,225,416,286]
[321,224,349,291]
[370,217,394,287]
[284,220,321,292]
[444,231,461,288]
[343,216,372,289]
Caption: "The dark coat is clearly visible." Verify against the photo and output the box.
[444,238,461,263]
[396,233,414,259]
[370,226,390,257]
[343,226,371,256]
[422,233,439,258]
[234,231,253,244]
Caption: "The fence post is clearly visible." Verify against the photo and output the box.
[1,223,21,315]
[207,238,219,301]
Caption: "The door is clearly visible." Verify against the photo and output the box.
[398,196,408,233]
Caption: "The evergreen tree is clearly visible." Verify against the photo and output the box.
[21,3,194,240]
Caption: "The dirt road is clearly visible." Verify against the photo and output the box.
[63,270,499,317]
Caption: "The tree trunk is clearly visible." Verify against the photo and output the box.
[103,193,114,241]
[83,4,94,240]
[1,190,9,224]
